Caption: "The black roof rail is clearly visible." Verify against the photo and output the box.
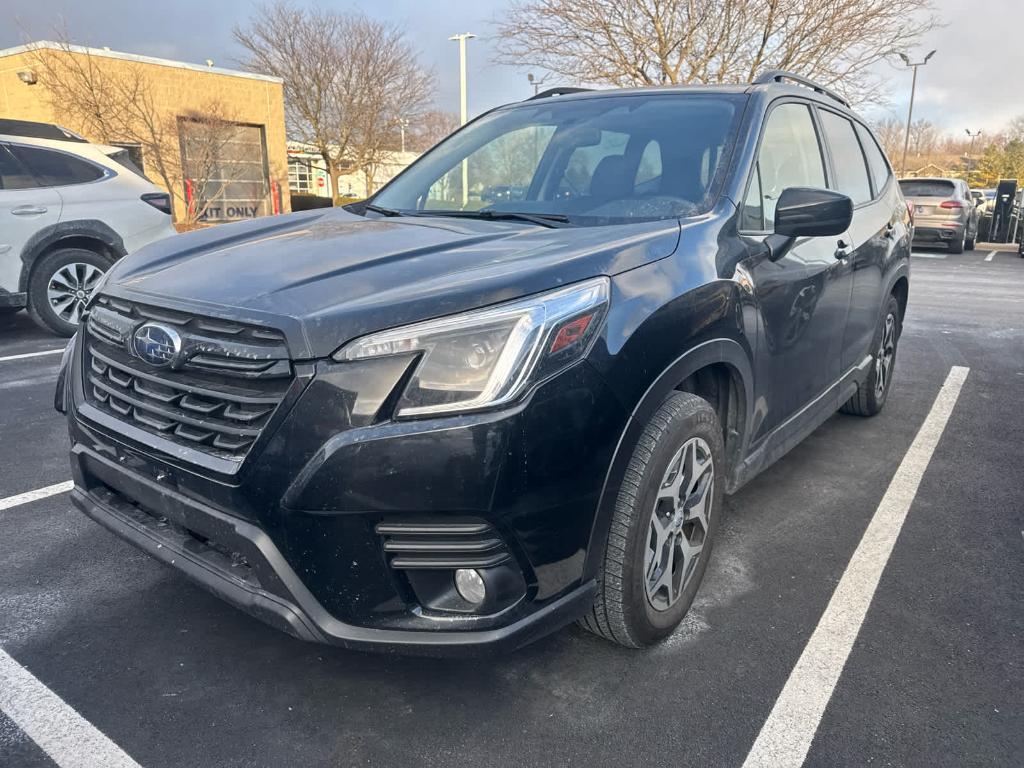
[753,70,850,108]
[0,118,88,143]
[528,87,593,101]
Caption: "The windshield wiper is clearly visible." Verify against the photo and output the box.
[364,203,404,217]
[426,210,572,228]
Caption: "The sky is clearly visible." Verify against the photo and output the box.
[5,0,1023,138]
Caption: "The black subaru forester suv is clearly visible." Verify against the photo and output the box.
[56,71,910,653]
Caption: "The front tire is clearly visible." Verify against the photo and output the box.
[580,392,724,648]
[840,295,901,417]
[28,248,112,336]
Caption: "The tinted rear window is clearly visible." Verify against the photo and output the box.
[8,145,105,186]
[899,179,955,197]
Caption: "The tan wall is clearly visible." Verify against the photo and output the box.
[0,47,291,221]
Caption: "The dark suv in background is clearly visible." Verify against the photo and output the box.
[57,71,910,653]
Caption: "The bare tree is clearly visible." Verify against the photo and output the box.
[494,0,938,104]
[408,110,461,153]
[908,118,937,158]
[234,3,434,198]
[871,117,906,160]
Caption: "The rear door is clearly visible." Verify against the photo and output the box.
[0,142,62,295]
[816,109,893,370]
[738,101,852,441]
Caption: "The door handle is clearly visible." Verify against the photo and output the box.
[835,239,851,260]
[11,205,48,216]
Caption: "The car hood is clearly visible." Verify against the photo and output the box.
[103,207,685,359]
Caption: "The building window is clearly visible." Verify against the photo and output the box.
[288,158,314,194]
[179,119,270,222]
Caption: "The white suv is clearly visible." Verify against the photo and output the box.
[0,120,178,335]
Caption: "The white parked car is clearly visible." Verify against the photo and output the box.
[0,119,178,335]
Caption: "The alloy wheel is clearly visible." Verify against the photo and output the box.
[875,312,897,398]
[46,262,105,326]
[644,436,714,611]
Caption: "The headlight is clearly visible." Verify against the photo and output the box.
[336,277,610,417]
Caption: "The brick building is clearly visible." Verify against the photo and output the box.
[0,41,290,222]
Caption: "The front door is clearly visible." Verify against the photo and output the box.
[737,102,852,442]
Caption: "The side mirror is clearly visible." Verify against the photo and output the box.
[774,187,853,238]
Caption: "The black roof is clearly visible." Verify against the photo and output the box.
[0,119,88,143]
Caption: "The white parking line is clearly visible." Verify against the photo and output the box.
[742,365,969,768]
[0,348,64,363]
[0,648,142,768]
[911,252,946,259]
[0,481,74,512]
[985,251,996,262]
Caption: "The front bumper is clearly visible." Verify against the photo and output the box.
[0,290,27,309]
[69,453,596,654]
[65,330,626,653]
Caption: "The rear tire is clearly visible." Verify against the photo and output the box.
[580,392,724,648]
[965,233,976,251]
[949,229,965,254]
[840,295,901,417]
[28,248,112,337]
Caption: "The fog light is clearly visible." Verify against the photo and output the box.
[454,568,486,604]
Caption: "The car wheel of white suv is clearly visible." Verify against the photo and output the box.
[28,248,111,336]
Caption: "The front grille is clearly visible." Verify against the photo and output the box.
[82,296,293,461]
[376,520,512,569]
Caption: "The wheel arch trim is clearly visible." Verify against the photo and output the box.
[18,220,127,294]
[583,338,754,581]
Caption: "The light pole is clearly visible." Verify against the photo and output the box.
[527,72,547,95]
[898,50,936,177]
[450,32,475,206]
[398,118,410,154]
[965,128,982,186]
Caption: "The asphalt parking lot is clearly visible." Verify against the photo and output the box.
[1,245,1022,768]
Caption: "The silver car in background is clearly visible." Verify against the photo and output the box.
[898,177,979,253]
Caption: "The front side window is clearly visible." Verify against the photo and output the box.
[374,94,743,226]
[9,145,105,186]
[742,103,827,231]
[819,111,872,205]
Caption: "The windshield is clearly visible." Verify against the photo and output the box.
[899,179,955,198]
[372,94,743,226]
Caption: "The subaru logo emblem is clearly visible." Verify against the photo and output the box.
[132,323,182,368]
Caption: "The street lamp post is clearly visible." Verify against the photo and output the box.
[898,50,936,177]
[450,32,475,206]
[965,128,982,186]
[398,118,410,154]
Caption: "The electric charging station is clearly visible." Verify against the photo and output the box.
[988,179,1018,243]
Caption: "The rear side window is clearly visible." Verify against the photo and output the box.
[898,179,955,198]
[0,144,40,190]
[742,102,826,231]
[854,124,891,194]
[819,111,872,205]
[8,145,105,187]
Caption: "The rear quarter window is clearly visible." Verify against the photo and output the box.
[854,123,892,195]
